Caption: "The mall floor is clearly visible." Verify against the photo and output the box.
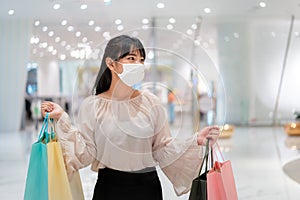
[1,115,300,200]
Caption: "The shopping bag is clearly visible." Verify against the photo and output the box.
[47,140,73,200]
[207,145,238,200]
[188,139,212,200]
[24,114,51,200]
[24,113,76,200]
[70,171,85,200]
[24,142,48,200]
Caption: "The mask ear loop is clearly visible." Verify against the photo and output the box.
[112,61,123,75]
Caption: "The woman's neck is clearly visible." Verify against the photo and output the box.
[104,80,138,100]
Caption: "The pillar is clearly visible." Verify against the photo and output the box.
[0,19,32,132]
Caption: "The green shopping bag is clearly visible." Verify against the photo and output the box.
[24,113,52,200]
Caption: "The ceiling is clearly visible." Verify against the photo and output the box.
[1,0,300,62]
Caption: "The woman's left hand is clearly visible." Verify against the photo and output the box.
[197,126,220,146]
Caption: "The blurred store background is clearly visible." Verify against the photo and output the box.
[1,0,300,199]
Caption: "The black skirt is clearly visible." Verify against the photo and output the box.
[92,167,163,200]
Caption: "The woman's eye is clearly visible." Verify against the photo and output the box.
[127,57,135,60]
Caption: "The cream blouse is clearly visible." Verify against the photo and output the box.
[55,90,203,196]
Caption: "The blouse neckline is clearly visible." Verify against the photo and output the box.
[96,90,145,102]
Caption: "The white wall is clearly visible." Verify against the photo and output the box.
[217,20,251,124]
[249,18,300,123]
[215,17,300,125]
[37,60,60,97]
[0,19,32,132]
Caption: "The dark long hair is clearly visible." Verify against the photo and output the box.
[93,35,146,95]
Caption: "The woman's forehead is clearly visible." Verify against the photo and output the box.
[128,48,143,57]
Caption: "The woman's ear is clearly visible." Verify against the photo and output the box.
[105,57,115,70]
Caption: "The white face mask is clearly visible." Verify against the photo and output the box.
[116,63,145,86]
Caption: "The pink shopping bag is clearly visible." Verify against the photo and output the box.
[207,147,238,200]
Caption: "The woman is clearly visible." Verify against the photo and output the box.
[41,35,220,200]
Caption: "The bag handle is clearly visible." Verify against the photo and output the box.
[37,113,49,142]
[198,139,213,177]
[212,142,225,162]
[37,113,56,143]
[47,118,56,141]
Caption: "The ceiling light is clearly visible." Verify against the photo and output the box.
[157,3,165,8]
[88,20,95,26]
[30,36,39,44]
[53,4,60,10]
[66,45,71,50]
[61,41,66,46]
[42,26,48,32]
[166,24,173,30]
[32,49,37,54]
[42,42,48,48]
[169,18,176,24]
[34,20,40,26]
[70,50,77,58]
[194,40,201,46]
[75,31,81,37]
[233,32,239,38]
[186,29,193,35]
[94,26,101,32]
[117,25,124,31]
[142,18,149,24]
[60,54,66,60]
[204,8,211,13]
[55,37,61,43]
[48,31,54,37]
[191,24,197,30]
[52,49,57,55]
[80,4,88,10]
[115,19,122,25]
[67,26,74,32]
[61,20,67,26]
[103,32,111,40]
[102,32,110,37]
[295,31,300,37]
[82,37,88,43]
[259,2,266,8]
[8,10,15,15]
[48,46,54,52]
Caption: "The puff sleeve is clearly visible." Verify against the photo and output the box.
[150,95,203,196]
[55,96,97,179]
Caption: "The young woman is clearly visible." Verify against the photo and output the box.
[41,35,220,200]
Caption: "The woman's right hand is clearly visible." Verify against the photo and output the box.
[41,101,64,120]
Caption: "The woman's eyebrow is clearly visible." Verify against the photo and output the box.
[127,53,137,56]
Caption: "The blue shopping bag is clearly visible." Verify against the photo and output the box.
[24,113,52,200]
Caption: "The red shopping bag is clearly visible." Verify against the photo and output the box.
[207,145,238,200]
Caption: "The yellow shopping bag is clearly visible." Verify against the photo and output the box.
[70,171,85,200]
[47,140,73,200]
